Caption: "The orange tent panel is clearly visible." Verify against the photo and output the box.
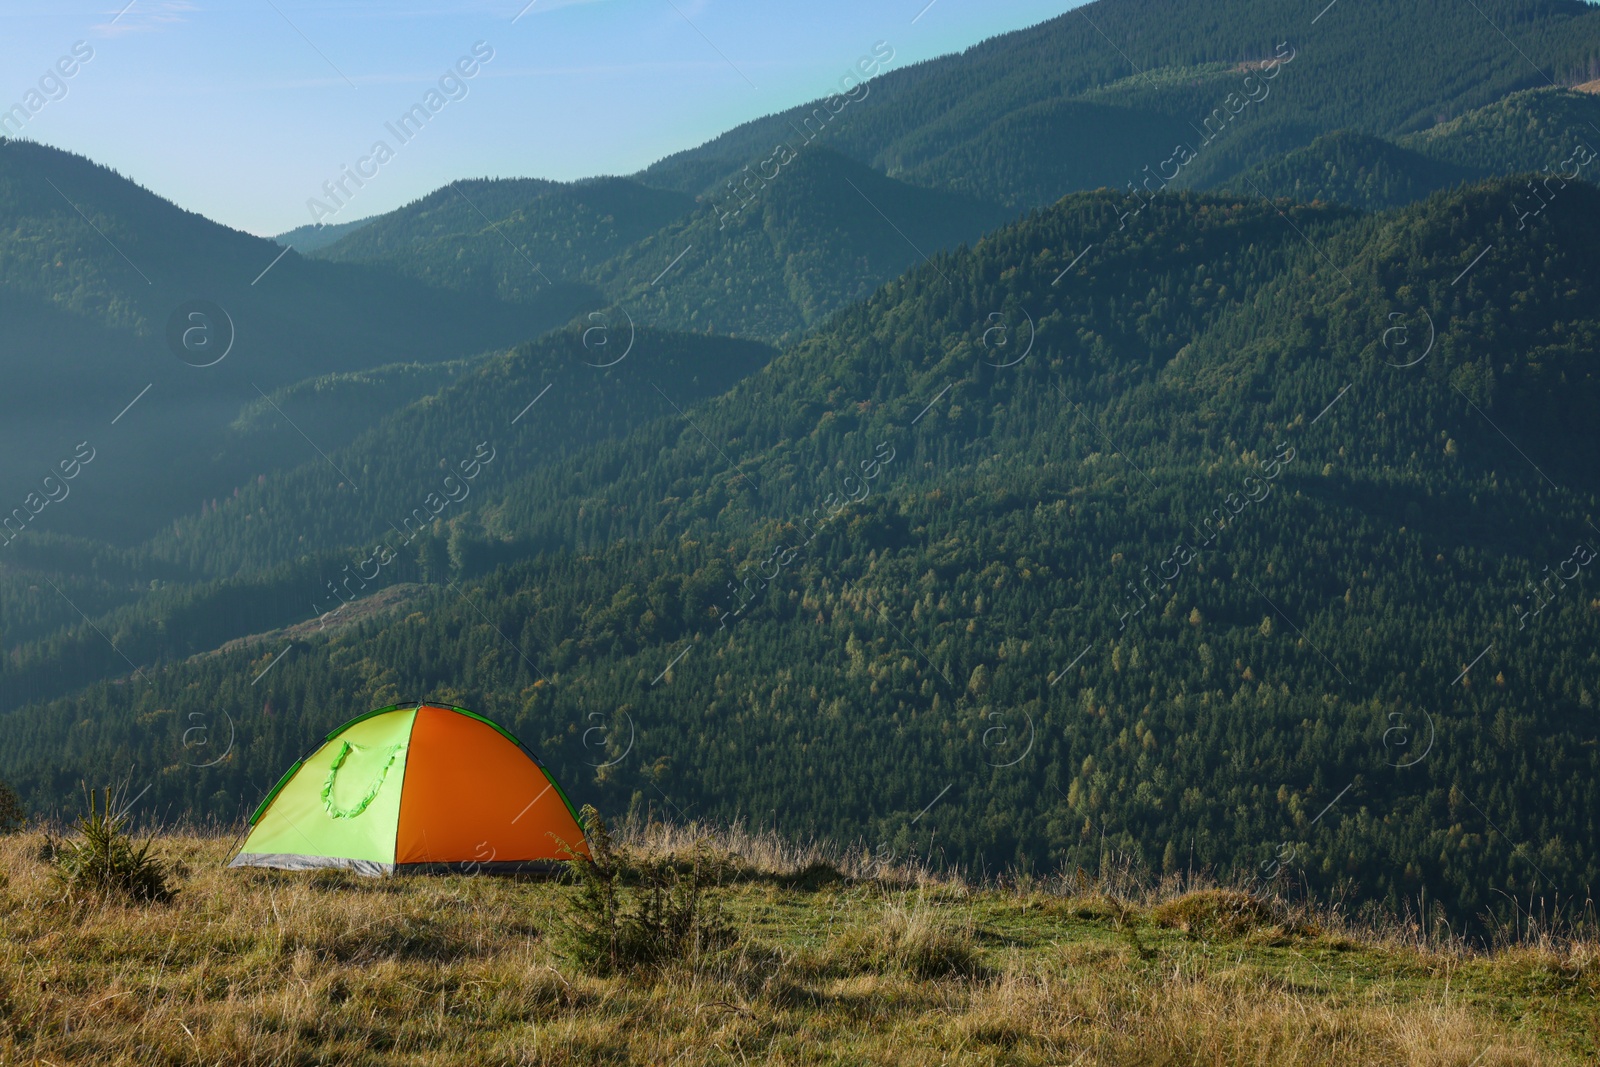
[395,704,589,866]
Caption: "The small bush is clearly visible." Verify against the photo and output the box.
[0,779,24,834]
[561,806,736,976]
[562,809,624,971]
[54,787,173,905]
[1151,889,1274,939]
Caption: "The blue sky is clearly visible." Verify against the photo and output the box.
[0,1,1077,236]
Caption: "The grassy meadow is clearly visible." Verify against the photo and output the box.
[0,821,1597,1066]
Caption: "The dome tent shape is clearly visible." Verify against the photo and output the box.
[230,702,588,875]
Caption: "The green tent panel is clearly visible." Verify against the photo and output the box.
[231,702,588,876]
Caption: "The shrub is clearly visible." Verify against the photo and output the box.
[0,779,24,834]
[561,806,735,976]
[1151,889,1275,939]
[562,807,624,971]
[54,787,173,904]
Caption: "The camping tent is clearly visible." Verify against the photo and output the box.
[230,702,588,875]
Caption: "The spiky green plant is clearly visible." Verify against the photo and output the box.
[54,787,173,904]
[560,806,734,976]
[560,806,624,974]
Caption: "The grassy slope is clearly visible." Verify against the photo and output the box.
[1,828,1596,1065]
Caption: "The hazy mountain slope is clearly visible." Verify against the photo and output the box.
[313,177,560,250]
[312,177,696,302]
[223,358,487,456]
[304,149,1008,348]
[0,326,775,713]
[0,356,498,645]
[148,326,778,579]
[275,3,1600,357]
[1223,129,1486,209]
[640,0,1600,206]
[0,141,597,542]
[583,148,1012,344]
[272,215,376,253]
[6,178,1597,929]
[1225,88,1600,210]
[1397,86,1600,173]
[895,96,1198,209]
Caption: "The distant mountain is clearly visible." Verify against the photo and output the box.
[582,148,1012,345]
[1223,129,1484,210]
[643,0,1600,206]
[273,2,1600,353]
[150,325,777,581]
[0,324,776,713]
[224,358,486,456]
[0,140,596,540]
[273,216,376,253]
[312,177,695,303]
[1224,88,1600,210]
[302,154,1010,348]
[1396,86,1600,174]
[893,92,1195,210]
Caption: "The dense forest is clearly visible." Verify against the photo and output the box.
[642,0,1600,196]
[5,0,1600,932]
[7,175,1600,930]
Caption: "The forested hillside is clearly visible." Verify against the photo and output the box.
[0,141,596,540]
[272,215,376,254]
[643,0,1600,203]
[580,149,1010,345]
[294,0,1600,355]
[1221,87,1600,209]
[312,177,695,303]
[307,149,1008,347]
[0,327,775,713]
[1223,130,1485,210]
[7,175,1598,929]
[1397,86,1600,173]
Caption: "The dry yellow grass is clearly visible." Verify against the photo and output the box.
[1,826,1596,1065]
